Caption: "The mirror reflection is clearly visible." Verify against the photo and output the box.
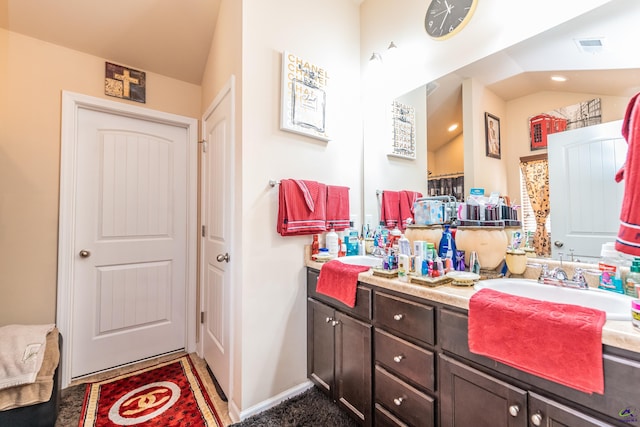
[372,1,640,261]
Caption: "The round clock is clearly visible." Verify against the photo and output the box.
[425,0,478,40]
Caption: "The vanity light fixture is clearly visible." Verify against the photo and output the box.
[448,123,459,132]
[550,75,567,82]
[369,52,382,62]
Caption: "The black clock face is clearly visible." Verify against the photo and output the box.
[425,0,477,39]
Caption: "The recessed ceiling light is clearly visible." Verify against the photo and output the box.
[551,75,567,82]
[448,123,459,132]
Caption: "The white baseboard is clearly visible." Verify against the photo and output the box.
[235,380,314,421]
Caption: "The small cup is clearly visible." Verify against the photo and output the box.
[505,250,527,275]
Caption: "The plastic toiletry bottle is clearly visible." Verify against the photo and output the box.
[398,254,409,282]
[398,233,411,256]
[625,258,640,297]
[326,226,339,258]
[347,221,359,256]
[438,224,457,260]
[311,234,319,255]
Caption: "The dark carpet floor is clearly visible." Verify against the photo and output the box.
[55,384,356,427]
[230,387,358,427]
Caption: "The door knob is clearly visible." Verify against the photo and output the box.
[554,240,564,248]
[79,250,91,258]
[216,253,230,263]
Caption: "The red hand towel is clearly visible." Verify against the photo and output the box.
[399,190,422,231]
[380,191,400,228]
[468,288,606,394]
[315,260,370,308]
[277,179,327,236]
[326,185,350,231]
[615,92,640,256]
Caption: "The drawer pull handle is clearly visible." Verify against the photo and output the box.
[393,314,404,321]
[508,405,520,417]
[393,397,405,406]
[530,413,543,426]
[331,320,341,327]
[325,317,333,323]
[393,355,404,363]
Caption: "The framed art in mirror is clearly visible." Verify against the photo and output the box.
[485,112,501,159]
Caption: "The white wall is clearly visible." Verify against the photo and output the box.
[238,0,362,416]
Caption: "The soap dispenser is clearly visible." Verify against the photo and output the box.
[326,225,339,258]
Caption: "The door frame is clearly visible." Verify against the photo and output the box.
[57,91,199,388]
[198,75,237,411]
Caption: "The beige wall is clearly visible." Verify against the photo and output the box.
[432,135,464,177]
[0,29,201,325]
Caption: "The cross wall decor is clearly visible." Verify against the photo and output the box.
[105,62,146,103]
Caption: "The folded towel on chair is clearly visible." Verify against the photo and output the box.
[468,288,605,394]
[0,324,56,391]
[277,179,327,236]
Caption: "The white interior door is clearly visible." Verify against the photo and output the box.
[201,78,234,397]
[65,102,193,379]
[549,120,627,261]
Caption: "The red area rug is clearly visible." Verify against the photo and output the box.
[79,355,223,426]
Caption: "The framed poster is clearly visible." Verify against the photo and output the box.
[280,51,330,141]
[389,100,416,159]
[485,112,501,159]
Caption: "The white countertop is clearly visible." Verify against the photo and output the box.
[306,257,640,354]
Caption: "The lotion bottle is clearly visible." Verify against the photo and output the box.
[326,226,339,258]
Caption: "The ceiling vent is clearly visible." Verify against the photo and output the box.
[574,37,605,54]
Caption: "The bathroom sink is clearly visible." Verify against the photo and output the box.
[336,255,383,268]
[475,279,634,320]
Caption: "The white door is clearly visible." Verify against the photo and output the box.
[549,120,627,261]
[69,105,190,378]
[201,78,235,397]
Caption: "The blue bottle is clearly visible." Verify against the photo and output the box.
[438,225,457,261]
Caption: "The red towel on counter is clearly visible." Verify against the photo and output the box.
[277,179,327,236]
[615,92,640,256]
[468,288,606,394]
[380,191,400,228]
[316,260,370,308]
[326,185,350,231]
[399,190,422,231]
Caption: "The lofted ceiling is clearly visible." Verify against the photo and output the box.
[0,0,221,84]
[426,0,640,151]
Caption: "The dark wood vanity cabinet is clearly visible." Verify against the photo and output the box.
[306,267,640,427]
[373,291,437,427]
[307,269,373,426]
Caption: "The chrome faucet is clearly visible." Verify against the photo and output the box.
[537,254,589,290]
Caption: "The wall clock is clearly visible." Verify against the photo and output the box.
[425,0,478,40]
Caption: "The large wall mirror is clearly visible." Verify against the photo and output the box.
[364,0,640,261]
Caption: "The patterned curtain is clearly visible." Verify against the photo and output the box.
[520,158,550,256]
[427,175,464,201]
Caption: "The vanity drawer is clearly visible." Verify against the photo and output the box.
[375,403,409,427]
[375,366,435,427]
[375,328,435,392]
[307,268,372,321]
[374,292,434,345]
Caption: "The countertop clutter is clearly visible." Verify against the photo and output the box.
[306,253,640,354]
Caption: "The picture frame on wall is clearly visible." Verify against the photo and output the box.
[280,51,330,141]
[485,112,501,159]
